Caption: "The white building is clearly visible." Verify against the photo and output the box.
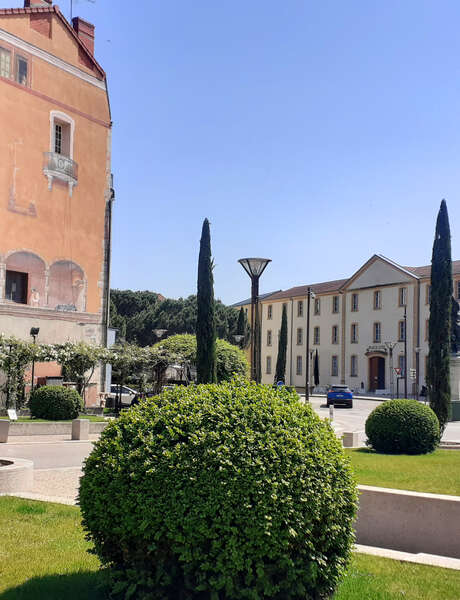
[237,255,460,395]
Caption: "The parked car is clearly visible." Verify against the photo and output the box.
[326,385,353,408]
[108,384,138,408]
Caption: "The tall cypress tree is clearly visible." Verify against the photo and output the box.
[275,303,288,384]
[196,219,216,383]
[236,307,245,336]
[427,199,452,433]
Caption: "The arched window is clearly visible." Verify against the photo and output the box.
[48,260,86,312]
[5,251,46,306]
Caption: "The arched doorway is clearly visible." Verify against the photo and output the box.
[369,356,385,391]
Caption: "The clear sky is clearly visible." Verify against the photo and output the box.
[4,1,460,304]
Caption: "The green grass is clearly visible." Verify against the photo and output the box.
[346,448,460,496]
[0,414,106,423]
[1,497,460,599]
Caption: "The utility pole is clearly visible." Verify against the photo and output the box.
[304,287,314,402]
[404,305,408,398]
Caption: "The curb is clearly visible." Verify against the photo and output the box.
[355,544,460,571]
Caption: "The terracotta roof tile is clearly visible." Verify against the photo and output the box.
[268,279,348,301]
[404,260,460,278]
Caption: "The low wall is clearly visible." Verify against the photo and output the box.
[7,421,108,436]
[0,458,33,492]
[356,485,460,559]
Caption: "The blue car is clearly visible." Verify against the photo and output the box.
[327,385,353,408]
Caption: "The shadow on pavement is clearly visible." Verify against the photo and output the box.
[0,571,108,600]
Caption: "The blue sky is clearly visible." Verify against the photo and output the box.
[4,1,460,304]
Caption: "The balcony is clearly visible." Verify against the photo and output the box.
[43,152,78,196]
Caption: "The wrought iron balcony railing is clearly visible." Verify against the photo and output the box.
[43,152,78,196]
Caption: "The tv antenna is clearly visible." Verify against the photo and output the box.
[70,0,96,21]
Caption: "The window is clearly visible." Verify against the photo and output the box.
[398,320,406,342]
[425,319,429,342]
[351,293,359,312]
[313,326,320,345]
[54,121,71,157]
[373,322,381,343]
[332,325,339,344]
[399,287,407,306]
[314,298,320,315]
[331,355,338,377]
[457,281,460,300]
[267,330,272,346]
[350,355,358,377]
[296,327,303,345]
[297,300,303,317]
[0,47,11,78]
[267,305,273,320]
[15,55,28,85]
[426,285,431,305]
[374,290,381,309]
[351,323,358,343]
[332,295,339,313]
[5,270,28,304]
[398,355,406,376]
[296,355,302,376]
[266,356,272,374]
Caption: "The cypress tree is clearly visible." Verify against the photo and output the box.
[196,219,216,383]
[236,307,245,336]
[275,303,288,383]
[427,199,452,433]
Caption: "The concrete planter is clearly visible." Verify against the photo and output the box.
[356,485,460,559]
[0,458,34,493]
[0,420,9,443]
[7,420,108,437]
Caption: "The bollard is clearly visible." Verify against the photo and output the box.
[72,418,89,441]
[329,404,334,421]
[342,431,359,448]
[0,420,9,443]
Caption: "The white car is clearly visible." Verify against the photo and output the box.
[109,384,137,407]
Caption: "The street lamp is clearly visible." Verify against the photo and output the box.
[238,258,271,382]
[30,327,40,393]
[383,341,398,399]
[233,334,244,348]
[152,329,168,342]
[304,288,315,402]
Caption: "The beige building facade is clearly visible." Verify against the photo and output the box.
[254,255,460,395]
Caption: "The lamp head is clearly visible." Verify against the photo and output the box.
[238,258,271,279]
[30,327,40,336]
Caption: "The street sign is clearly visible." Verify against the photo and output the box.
[394,367,401,376]
[410,368,416,380]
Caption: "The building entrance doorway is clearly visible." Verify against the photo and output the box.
[369,356,385,391]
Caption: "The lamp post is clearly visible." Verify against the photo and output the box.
[304,287,315,402]
[233,334,244,348]
[153,329,168,342]
[238,258,271,382]
[404,306,408,399]
[415,346,421,401]
[30,327,40,394]
[384,341,398,399]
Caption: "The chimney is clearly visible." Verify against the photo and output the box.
[72,17,95,55]
[24,0,52,7]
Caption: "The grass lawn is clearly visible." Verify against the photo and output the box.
[1,497,460,600]
[346,448,460,496]
[0,414,106,423]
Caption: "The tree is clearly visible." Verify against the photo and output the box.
[274,304,288,383]
[427,199,452,433]
[196,219,216,383]
[314,350,320,386]
[237,307,245,336]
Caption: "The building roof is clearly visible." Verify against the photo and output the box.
[405,260,460,278]
[231,291,282,308]
[231,255,460,305]
[0,4,105,78]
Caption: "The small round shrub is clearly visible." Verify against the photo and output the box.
[29,385,82,420]
[80,380,357,600]
[365,399,440,454]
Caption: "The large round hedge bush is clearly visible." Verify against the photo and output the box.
[29,385,82,420]
[365,399,440,454]
[80,380,357,600]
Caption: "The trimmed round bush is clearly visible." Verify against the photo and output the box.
[29,385,82,421]
[365,399,440,454]
[80,380,357,600]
